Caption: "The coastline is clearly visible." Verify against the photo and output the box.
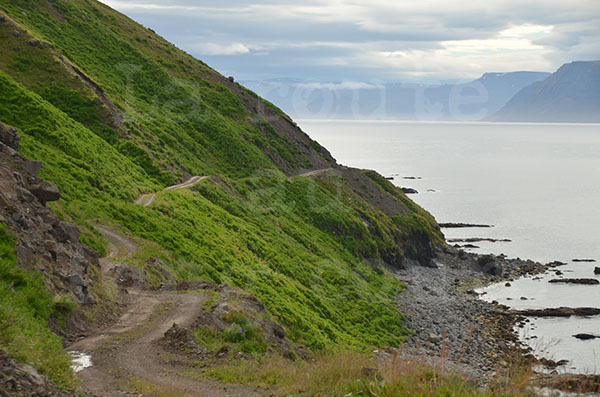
[394,245,557,381]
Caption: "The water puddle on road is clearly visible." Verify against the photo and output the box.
[476,262,600,374]
[69,351,92,372]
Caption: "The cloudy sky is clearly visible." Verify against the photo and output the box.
[101,0,599,84]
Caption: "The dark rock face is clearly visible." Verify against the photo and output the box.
[53,221,80,243]
[0,131,98,305]
[0,122,20,149]
[0,165,18,207]
[21,159,42,176]
[549,278,600,285]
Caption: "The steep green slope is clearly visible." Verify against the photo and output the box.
[0,0,443,355]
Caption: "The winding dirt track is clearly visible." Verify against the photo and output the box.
[135,176,209,207]
[71,170,332,395]
[288,167,333,181]
[69,227,265,396]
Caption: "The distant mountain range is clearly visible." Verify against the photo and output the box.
[490,61,600,123]
[242,72,550,121]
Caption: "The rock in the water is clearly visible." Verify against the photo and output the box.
[53,221,80,243]
[594,267,600,275]
[573,333,599,340]
[439,223,493,228]
[0,122,20,149]
[28,180,60,204]
[549,278,600,285]
[573,258,597,263]
[401,187,418,194]
[515,307,600,317]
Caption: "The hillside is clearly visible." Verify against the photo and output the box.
[491,61,600,122]
[242,71,550,121]
[0,0,445,393]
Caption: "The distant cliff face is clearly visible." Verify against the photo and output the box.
[242,71,550,121]
[490,61,600,123]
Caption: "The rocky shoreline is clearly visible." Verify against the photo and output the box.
[394,246,557,382]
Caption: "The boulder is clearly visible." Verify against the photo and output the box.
[428,333,442,344]
[28,180,60,204]
[53,221,80,243]
[594,267,600,275]
[0,166,18,207]
[0,122,19,149]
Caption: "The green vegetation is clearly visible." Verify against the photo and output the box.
[194,311,269,355]
[0,0,445,387]
[191,350,535,396]
[0,225,75,389]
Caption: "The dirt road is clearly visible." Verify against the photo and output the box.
[69,227,265,396]
[288,167,333,181]
[135,176,209,207]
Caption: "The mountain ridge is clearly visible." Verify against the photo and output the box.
[491,60,600,123]
[242,71,551,121]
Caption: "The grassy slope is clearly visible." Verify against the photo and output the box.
[0,225,74,389]
[0,0,442,361]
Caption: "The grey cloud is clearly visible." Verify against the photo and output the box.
[101,0,600,83]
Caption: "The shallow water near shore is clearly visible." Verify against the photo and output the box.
[300,119,600,374]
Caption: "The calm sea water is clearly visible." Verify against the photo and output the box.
[299,120,600,374]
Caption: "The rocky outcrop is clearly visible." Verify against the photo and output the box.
[0,124,98,305]
[0,349,74,397]
[549,278,600,285]
[0,122,19,149]
[514,307,600,317]
[440,223,493,228]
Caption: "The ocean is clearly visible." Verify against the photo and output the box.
[299,119,600,374]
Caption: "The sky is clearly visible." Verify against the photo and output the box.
[100,0,600,84]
